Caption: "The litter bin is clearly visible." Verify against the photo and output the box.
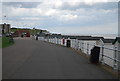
[90,46,100,64]
[66,40,71,47]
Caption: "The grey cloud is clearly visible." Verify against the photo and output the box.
[58,2,118,11]
[2,2,41,8]
[2,2,118,10]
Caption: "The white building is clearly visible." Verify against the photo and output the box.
[0,23,11,34]
[77,37,103,55]
[112,37,120,70]
[99,39,115,67]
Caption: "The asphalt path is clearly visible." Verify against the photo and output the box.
[2,37,117,79]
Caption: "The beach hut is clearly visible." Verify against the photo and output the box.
[112,37,120,70]
[99,39,115,67]
[77,36,103,55]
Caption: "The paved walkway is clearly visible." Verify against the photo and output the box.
[3,37,117,79]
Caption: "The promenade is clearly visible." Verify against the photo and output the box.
[2,37,117,79]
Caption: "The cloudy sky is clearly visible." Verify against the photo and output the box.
[1,0,119,35]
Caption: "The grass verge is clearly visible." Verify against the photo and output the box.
[1,37,14,48]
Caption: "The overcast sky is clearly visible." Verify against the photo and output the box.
[1,0,119,35]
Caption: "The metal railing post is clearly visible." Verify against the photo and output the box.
[87,43,89,55]
[78,41,79,50]
[101,45,104,64]
[82,42,84,51]
[76,39,78,50]
[114,46,118,70]
[75,39,76,49]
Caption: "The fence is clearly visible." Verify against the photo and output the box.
[36,36,120,71]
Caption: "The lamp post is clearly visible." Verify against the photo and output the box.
[33,27,35,35]
[4,15,7,24]
[2,15,7,34]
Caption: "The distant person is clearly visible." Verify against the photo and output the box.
[9,35,14,43]
[36,35,38,40]
[21,34,24,38]
[62,38,65,45]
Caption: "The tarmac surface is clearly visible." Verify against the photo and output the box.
[2,37,117,79]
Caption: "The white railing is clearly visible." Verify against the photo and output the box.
[87,43,120,70]
[36,36,120,71]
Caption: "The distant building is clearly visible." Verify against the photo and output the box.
[113,37,120,45]
[13,30,30,37]
[0,23,11,34]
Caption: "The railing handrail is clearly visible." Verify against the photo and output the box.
[37,36,120,64]
[82,42,120,63]
[100,53,120,63]
[38,36,120,51]
[88,43,120,52]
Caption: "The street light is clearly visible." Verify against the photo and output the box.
[4,15,7,24]
[33,27,35,35]
[4,15,9,24]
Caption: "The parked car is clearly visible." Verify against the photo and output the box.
[5,33,12,37]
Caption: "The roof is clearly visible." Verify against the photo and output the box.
[102,39,115,43]
[37,33,46,37]
[62,35,92,39]
[77,36,104,40]
[0,23,10,25]
[112,37,120,44]
[49,34,62,38]
[0,23,11,28]
[61,35,104,40]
